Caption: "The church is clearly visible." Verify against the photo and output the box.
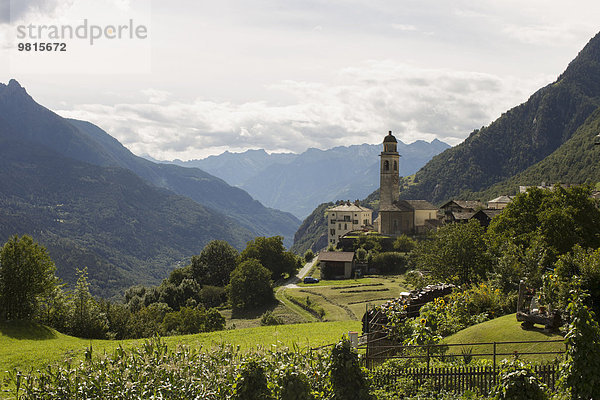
[374,131,439,235]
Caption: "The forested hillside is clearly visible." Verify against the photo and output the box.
[396,31,600,204]
[0,142,253,297]
[472,108,600,200]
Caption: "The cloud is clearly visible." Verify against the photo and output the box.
[502,24,581,46]
[0,0,75,23]
[55,60,546,161]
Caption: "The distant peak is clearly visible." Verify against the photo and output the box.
[8,79,22,88]
[0,79,29,98]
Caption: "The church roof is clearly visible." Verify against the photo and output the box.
[402,200,438,210]
[383,131,397,143]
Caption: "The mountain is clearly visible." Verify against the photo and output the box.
[170,149,297,187]
[292,31,600,254]
[0,135,253,298]
[289,202,332,255]
[471,107,600,200]
[170,140,449,219]
[0,80,300,246]
[393,31,600,205]
[0,79,301,296]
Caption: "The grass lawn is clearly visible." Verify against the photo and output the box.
[0,319,360,384]
[442,313,565,363]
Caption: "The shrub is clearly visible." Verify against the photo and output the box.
[260,310,281,326]
[275,366,314,400]
[304,250,315,263]
[231,360,273,400]
[329,337,372,400]
[228,259,274,312]
[370,252,407,274]
[200,285,227,308]
[559,283,600,399]
[393,234,416,253]
[493,358,547,400]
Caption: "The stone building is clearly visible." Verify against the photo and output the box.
[326,201,373,247]
[375,131,439,235]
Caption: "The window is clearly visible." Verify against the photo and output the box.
[331,220,335,225]
[338,223,341,229]
[353,220,358,224]
[344,223,347,230]
[344,215,351,222]
[330,229,336,235]
[384,160,389,171]
[394,161,397,171]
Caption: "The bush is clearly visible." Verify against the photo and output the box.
[231,360,273,400]
[228,259,274,312]
[329,338,373,400]
[303,250,315,263]
[275,366,313,400]
[394,235,416,253]
[493,358,547,400]
[161,306,225,335]
[370,252,407,274]
[260,310,281,326]
[559,283,600,399]
[200,285,227,308]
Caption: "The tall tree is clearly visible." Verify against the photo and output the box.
[413,219,492,284]
[191,240,239,286]
[0,235,57,320]
[227,259,273,312]
[239,236,297,280]
[488,186,600,268]
[69,267,108,338]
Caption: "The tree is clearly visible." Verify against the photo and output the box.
[227,259,274,312]
[551,246,600,316]
[239,236,298,280]
[191,240,239,286]
[393,234,417,253]
[559,284,600,399]
[413,219,492,284]
[488,186,600,269]
[69,268,108,339]
[0,235,58,320]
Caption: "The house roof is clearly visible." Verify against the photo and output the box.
[318,251,355,262]
[328,203,372,213]
[488,195,513,203]
[440,200,484,210]
[452,211,475,220]
[402,200,438,210]
[473,209,502,219]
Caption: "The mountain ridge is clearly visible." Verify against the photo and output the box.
[0,80,300,245]
[165,139,450,218]
[393,31,600,205]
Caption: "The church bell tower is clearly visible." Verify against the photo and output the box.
[380,131,400,208]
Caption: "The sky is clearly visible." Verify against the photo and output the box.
[1,0,599,160]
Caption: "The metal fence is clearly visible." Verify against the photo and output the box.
[362,338,564,393]
[370,364,560,393]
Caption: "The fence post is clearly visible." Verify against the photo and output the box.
[427,345,431,372]
[493,342,497,371]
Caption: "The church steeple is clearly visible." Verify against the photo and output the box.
[380,131,400,208]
